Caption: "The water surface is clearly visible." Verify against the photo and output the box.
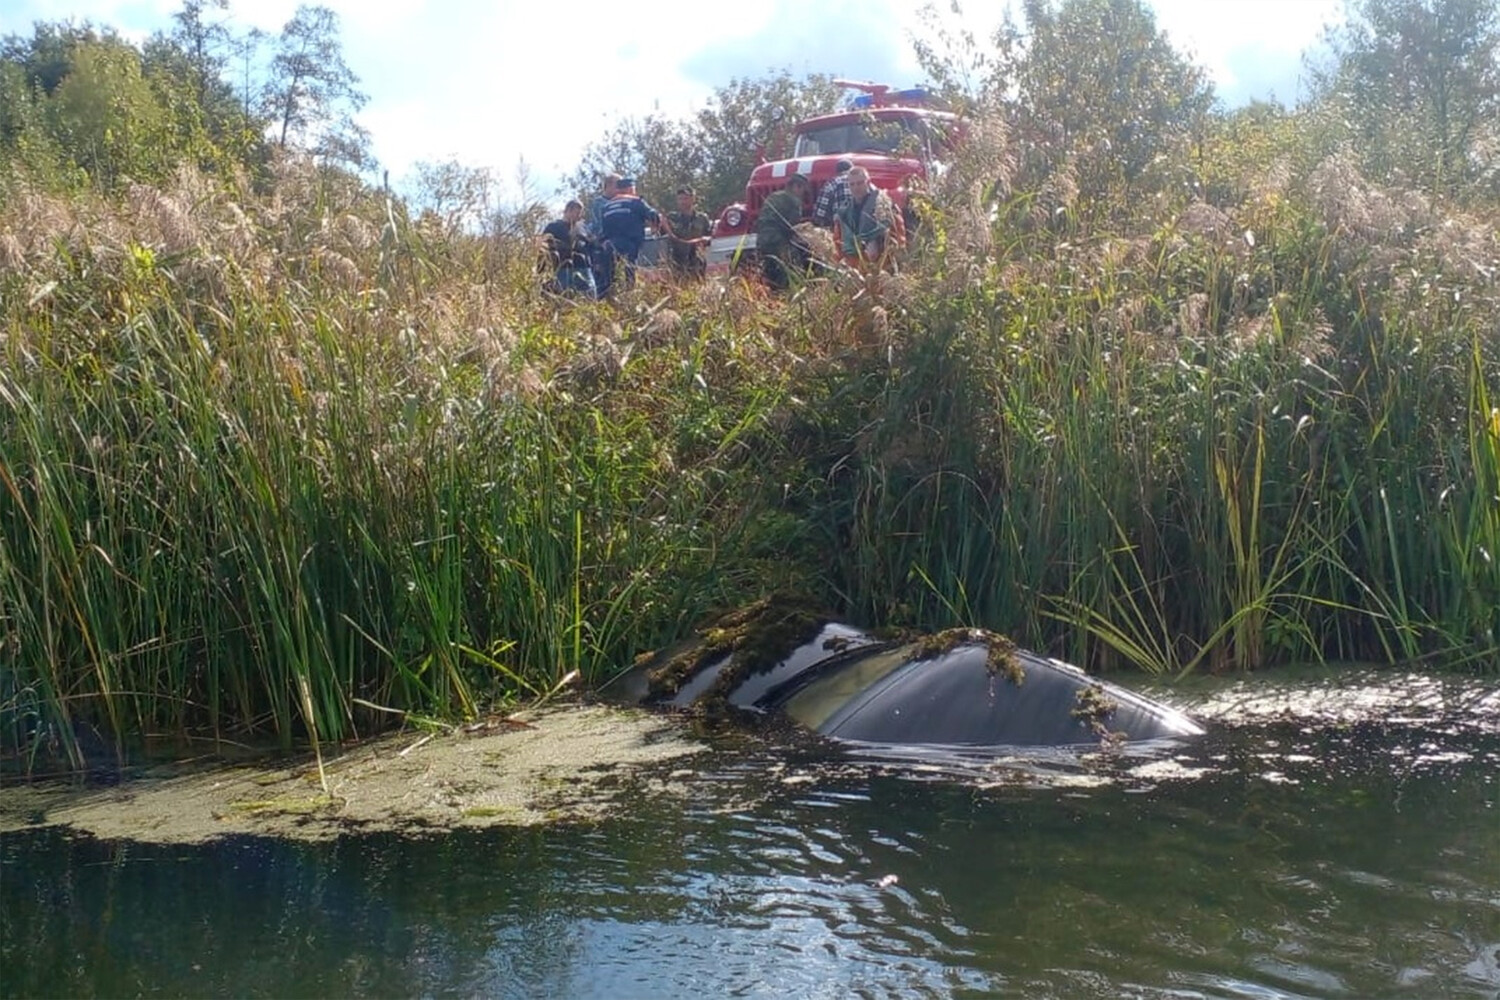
[3,672,1498,999]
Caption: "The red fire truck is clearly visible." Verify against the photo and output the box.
[705,81,959,274]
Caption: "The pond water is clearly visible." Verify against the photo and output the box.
[3,672,1499,999]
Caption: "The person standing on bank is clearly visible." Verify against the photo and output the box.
[836,166,902,269]
[755,172,810,291]
[598,176,665,296]
[586,172,620,294]
[541,199,596,297]
[811,158,854,229]
[666,185,712,281]
[585,172,620,239]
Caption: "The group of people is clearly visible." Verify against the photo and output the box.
[540,173,712,299]
[756,160,906,291]
[540,160,908,298]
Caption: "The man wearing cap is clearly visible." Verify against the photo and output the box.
[665,186,712,281]
[811,159,854,229]
[597,176,665,296]
[755,172,810,291]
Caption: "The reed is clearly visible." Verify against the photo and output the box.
[0,164,790,765]
[2,137,1497,769]
[812,148,1499,675]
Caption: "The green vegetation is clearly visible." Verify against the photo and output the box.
[569,72,848,218]
[2,0,1498,770]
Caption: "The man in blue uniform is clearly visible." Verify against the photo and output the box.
[585,172,620,240]
[597,176,665,296]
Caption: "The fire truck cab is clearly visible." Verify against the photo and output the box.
[705,82,958,274]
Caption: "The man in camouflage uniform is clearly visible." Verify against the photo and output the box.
[665,186,712,281]
[754,172,810,292]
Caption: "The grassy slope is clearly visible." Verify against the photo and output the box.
[1,143,1497,769]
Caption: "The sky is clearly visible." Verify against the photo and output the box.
[2,0,1345,208]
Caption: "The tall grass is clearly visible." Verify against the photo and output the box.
[807,153,1500,675]
[2,139,1497,770]
[0,161,790,767]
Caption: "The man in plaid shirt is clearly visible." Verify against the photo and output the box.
[811,159,854,229]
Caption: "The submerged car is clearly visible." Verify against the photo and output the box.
[610,599,1204,748]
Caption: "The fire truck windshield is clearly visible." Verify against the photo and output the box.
[792,117,928,159]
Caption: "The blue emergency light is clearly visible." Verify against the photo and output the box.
[848,87,935,109]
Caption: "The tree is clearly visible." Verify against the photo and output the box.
[408,158,497,234]
[0,58,37,148]
[0,17,270,188]
[144,0,271,175]
[909,1,1010,109]
[1309,0,1500,198]
[569,72,842,215]
[0,25,188,186]
[570,113,706,211]
[261,4,370,169]
[0,57,66,182]
[169,0,232,110]
[1,21,108,96]
[690,73,844,212]
[999,0,1215,197]
[45,38,176,185]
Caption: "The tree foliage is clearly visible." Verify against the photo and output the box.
[1310,0,1500,198]
[1,0,1496,221]
[569,72,843,213]
[569,113,706,212]
[169,0,232,109]
[0,22,227,187]
[0,15,262,188]
[261,4,370,169]
[0,2,378,189]
[692,73,845,211]
[409,157,499,234]
[1000,0,1215,195]
[46,39,178,186]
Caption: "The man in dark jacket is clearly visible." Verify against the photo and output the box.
[597,176,665,296]
[541,200,596,297]
[755,172,810,291]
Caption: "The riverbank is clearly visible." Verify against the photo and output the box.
[4,121,1498,773]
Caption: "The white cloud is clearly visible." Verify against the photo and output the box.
[364,0,738,197]
[1150,0,1343,102]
